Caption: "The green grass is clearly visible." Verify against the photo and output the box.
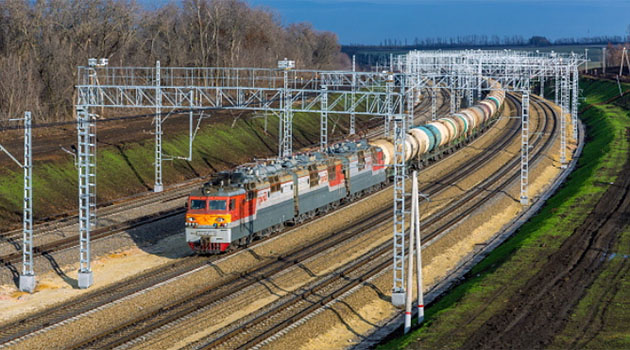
[580,79,630,106]
[378,78,630,350]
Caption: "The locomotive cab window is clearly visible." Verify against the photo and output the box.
[229,199,236,211]
[209,200,227,211]
[190,199,207,210]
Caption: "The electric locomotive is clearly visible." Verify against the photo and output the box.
[185,140,386,253]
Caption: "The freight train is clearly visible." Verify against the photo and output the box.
[185,80,505,253]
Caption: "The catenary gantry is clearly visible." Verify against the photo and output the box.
[7,50,584,304]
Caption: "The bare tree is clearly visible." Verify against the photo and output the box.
[0,0,346,122]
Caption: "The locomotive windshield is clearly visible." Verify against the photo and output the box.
[209,199,227,211]
[190,199,207,210]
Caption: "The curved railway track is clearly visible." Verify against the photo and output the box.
[0,89,445,268]
[0,90,446,339]
[32,94,562,350]
[0,92,555,348]
[0,91,501,347]
[172,94,558,350]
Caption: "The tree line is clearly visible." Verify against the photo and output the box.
[0,0,348,122]
[349,34,629,50]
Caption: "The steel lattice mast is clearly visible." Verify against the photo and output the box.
[0,112,35,292]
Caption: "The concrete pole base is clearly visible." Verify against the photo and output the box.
[154,184,163,193]
[19,274,36,293]
[520,196,529,206]
[391,292,406,308]
[78,270,93,289]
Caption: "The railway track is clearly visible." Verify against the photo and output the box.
[0,91,497,348]
[183,94,558,350]
[0,89,444,268]
[0,90,445,338]
[38,94,559,350]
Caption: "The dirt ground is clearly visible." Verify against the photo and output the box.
[460,132,630,349]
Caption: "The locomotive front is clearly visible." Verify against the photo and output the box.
[185,183,245,253]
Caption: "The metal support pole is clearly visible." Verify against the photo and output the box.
[188,90,193,160]
[571,66,579,139]
[431,77,437,121]
[554,68,559,105]
[385,77,394,137]
[392,76,409,308]
[391,108,407,308]
[320,85,328,151]
[585,48,589,74]
[602,47,607,74]
[390,53,394,72]
[455,73,462,111]
[404,180,416,334]
[477,61,483,99]
[154,60,163,192]
[77,106,96,288]
[466,76,474,107]
[520,89,530,205]
[540,76,545,98]
[405,55,415,128]
[407,79,415,128]
[350,55,356,135]
[449,75,456,114]
[456,90,461,111]
[282,68,293,157]
[414,175,424,324]
[19,111,35,293]
[560,68,568,168]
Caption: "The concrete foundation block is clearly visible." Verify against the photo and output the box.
[19,274,36,293]
[78,270,93,289]
[391,292,406,308]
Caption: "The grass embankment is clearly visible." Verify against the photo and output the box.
[379,78,630,349]
[0,104,372,229]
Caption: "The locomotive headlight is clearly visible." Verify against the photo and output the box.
[216,217,225,223]
[187,217,195,222]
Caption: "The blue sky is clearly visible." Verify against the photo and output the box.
[142,0,630,45]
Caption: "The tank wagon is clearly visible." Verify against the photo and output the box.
[185,79,505,253]
[368,78,505,166]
